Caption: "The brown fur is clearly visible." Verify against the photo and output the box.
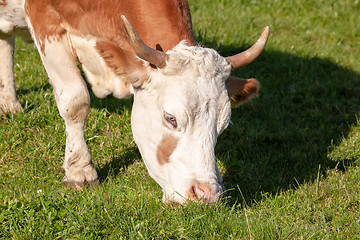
[95,40,147,86]
[25,0,195,80]
[225,76,260,107]
[25,0,66,53]
[0,0,7,7]
[157,134,178,165]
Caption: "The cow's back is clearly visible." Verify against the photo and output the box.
[24,0,195,53]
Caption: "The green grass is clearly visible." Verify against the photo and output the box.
[1,0,360,238]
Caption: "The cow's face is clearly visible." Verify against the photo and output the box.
[131,43,232,204]
[121,15,267,204]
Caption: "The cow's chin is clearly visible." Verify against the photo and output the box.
[162,182,225,205]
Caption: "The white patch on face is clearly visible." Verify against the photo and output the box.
[217,98,231,136]
[131,41,232,203]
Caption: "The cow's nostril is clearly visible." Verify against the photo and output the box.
[189,185,197,200]
[188,184,217,202]
[194,186,207,199]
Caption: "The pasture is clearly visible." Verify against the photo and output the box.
[1,0,360,238]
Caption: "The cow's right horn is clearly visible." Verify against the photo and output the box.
[226,26,270,70]
[121,15,167,68]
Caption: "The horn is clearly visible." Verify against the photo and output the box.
[121,15,167,68]
[226,26,270,70]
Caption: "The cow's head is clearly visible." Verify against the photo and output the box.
[121,16,268,204]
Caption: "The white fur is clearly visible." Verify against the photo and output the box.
[0,0,30,114]
[0,36,23,114]
[0,0,30,40]
[131,42,232,203]
[0,0,26,32]
[33,31,98,186]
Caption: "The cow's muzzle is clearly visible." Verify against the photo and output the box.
[187,182,224,204]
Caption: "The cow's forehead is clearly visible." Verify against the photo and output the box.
[152,41,232,98]
[164,41,232,78]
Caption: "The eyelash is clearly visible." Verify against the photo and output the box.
[164,111,177,128]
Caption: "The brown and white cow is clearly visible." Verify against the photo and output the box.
[0,0,269,204]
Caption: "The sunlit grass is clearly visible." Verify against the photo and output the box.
[1,0,360,238]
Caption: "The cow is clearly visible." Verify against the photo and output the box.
[0,0,269,204]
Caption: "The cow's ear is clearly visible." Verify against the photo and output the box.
[225,76,260,108]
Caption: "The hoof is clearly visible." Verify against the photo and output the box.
[62,176,100,189]
[0,101,23,115]
[61,164,100,189]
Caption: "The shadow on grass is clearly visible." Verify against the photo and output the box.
[97,146,141,181]
[208,39,360,206]
[89,93,133,115]
[17,83,52,96]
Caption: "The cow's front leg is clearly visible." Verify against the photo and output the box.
[37,38,99,188]
[61,115,100,188]
[0,35,23,114]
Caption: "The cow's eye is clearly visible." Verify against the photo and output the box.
[164,111,177,128]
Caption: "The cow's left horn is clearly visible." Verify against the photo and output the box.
[121,15,167,68]
[226,26,270,70]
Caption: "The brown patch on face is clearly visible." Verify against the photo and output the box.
[157,134,178,165]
